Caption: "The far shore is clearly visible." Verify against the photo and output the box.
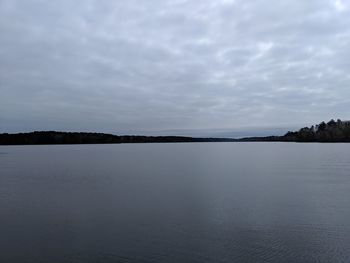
[2,119,350,145]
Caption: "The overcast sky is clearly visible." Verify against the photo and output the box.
[1,0,350,134]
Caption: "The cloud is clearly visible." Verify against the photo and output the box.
[1,0,350,133]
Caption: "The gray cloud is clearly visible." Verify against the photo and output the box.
[1,0,350,133]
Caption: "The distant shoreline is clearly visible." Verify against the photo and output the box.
[0,131,238,145]
[1,119,350,145]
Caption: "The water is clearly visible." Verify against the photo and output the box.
[1,143,350,263]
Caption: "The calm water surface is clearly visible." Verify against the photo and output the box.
[1,143,350,262]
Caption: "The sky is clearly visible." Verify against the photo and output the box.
[1,0,350,135]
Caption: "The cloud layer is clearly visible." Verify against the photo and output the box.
[1,0,350,133]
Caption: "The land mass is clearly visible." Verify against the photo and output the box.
[1,119,349,145]
[0,131,236,145]
[240,119,350,142]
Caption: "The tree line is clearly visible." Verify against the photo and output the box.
[0,131,235,145]
[283,119,350,142]
[240,119,350,142]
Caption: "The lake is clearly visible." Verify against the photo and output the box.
[1,143,350,262]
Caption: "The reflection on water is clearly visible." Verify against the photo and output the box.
[1,143,350,262]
